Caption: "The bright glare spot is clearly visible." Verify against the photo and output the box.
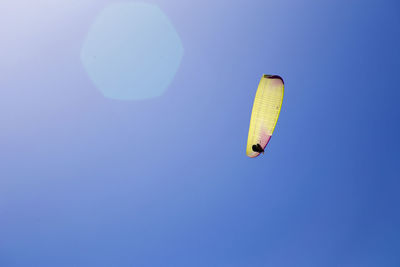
[81,2,183,100]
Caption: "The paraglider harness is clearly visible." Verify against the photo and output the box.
[252,144,265,154]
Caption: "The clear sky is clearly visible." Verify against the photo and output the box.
[1,0,399,266]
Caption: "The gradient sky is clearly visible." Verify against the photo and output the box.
[1,0,400,266]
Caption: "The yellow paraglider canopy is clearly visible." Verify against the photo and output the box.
[246,74,284,158]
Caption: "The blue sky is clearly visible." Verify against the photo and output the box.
[0,0,399,266]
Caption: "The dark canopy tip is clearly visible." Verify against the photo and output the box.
[264,74,284,85]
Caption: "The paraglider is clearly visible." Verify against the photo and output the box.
[246,74,284,158]
[252,144,265,154]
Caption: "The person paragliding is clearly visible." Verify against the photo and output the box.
[252,144,265,154]
[246,74,284,158]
